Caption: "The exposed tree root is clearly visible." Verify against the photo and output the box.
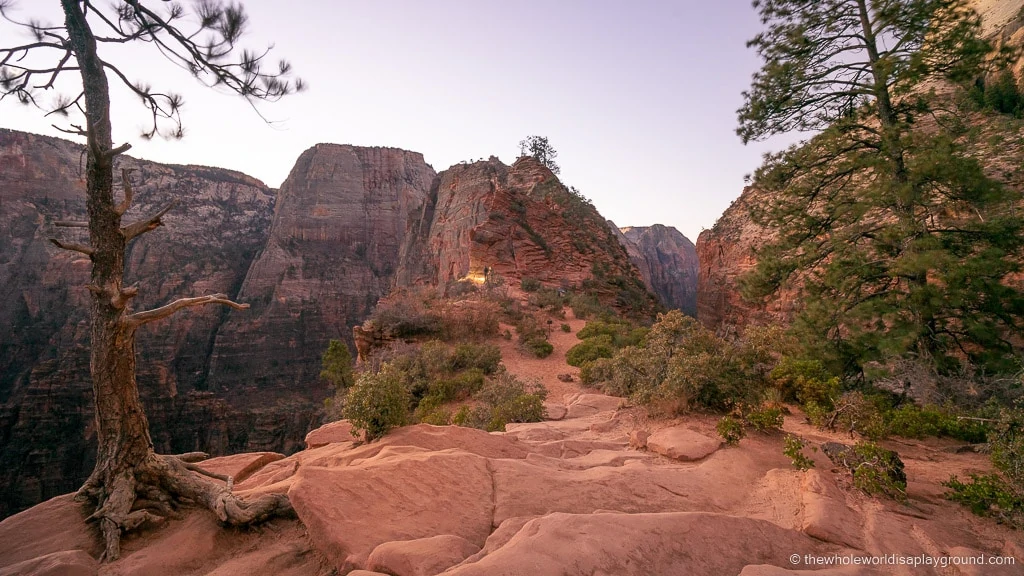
[75,453,294,562]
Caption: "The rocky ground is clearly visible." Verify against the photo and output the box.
[1,320,1022,575]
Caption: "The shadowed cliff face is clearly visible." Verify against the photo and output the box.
[0,129,280,518]
[207,143,436,402]
[397,156,660,318]
[617,225,699,316]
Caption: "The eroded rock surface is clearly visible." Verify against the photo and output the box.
[1,395,1021,576]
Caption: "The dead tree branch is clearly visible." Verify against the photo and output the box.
[120,200,176,240]
[128,293,249,327]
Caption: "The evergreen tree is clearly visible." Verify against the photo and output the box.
[321,339,355,390]
[518,135,560,174]
[738,0,1024,374]
[1,0,301,560]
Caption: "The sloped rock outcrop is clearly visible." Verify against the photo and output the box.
[396,156,660,317]
[617,224,699,315]
[3,393,1020,575]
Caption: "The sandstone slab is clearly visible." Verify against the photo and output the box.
[197,452,284,483]
[288,450,494,571]
[443,512,831,576]
[366,535,479,576]
[565,394,623,418]
[801,470,863,550]
[647,426,721,461]
[0,495,100,569]
[0,550,98,576]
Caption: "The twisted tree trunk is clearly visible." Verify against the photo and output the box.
[57,1,292,561]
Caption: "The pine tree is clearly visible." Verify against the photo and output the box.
[1,0,302,560]
[738,0,1024,374]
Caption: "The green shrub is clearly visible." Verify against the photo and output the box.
[580,357,615,387]
[417,406,453,426]
[520,277,542,292]
[343,364,410,441]
[529,287,567,310]
[560,323,571,333]
[449,343,502,374]
[470,372,548,431]
[885,403,988,443]
[943,403,1024,527]
[320,339,355,390]
[569,293,608,319]
[523,336,554,358]
[944,474,1024,528]
[566,334,615,367]
[850,441,907,500]
[824,391,890,440]
[783,435,815,470]
[717,416,746,445]
[746,405,784,432]
[770,357,839,409]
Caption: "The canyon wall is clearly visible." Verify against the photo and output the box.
[619,225,699,316]
[0,129,277,518]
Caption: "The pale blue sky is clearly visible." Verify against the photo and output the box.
[0,1,798,241]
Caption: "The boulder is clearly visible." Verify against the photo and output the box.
[646,427,721,461]
[800,470,863,549]
[366,535,479,576]
[442,512,831,576]
[305,420,359,448]
[565,394,624,418]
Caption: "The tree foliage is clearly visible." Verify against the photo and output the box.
[320,339,354,391]
[518,134,560,174]
[739,0,1024,375]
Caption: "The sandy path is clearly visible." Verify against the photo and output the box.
[495,309,595,402]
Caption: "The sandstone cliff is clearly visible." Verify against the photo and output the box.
[206,144,435,400]
[397,156,660,317]
[618,224,699,316]
[0,129,278,518]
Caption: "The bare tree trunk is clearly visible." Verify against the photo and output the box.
[58,1,292,561]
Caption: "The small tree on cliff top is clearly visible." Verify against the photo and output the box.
[519,134,560,174]
[0,0,302,561]
[738,0,1024,375]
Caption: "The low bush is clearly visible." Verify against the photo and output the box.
[520,277,542,292]
[523,336,554,358]
[717,416,745,445]
[560,323,571,333]
[944,474,1024,528]
[472,372,548,431]
[343,364,410,441]
[783,435,815,470]
[566,334,615,367]
[770,357,840,409]
[745,405,784,432]
[850,442,907,500]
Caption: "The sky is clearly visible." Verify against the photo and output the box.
[0,0,801,242]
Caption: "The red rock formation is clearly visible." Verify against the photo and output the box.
[397,156,659,317]
[206,143,435,399]
[618,224,699,316]
[0,128,283,519]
